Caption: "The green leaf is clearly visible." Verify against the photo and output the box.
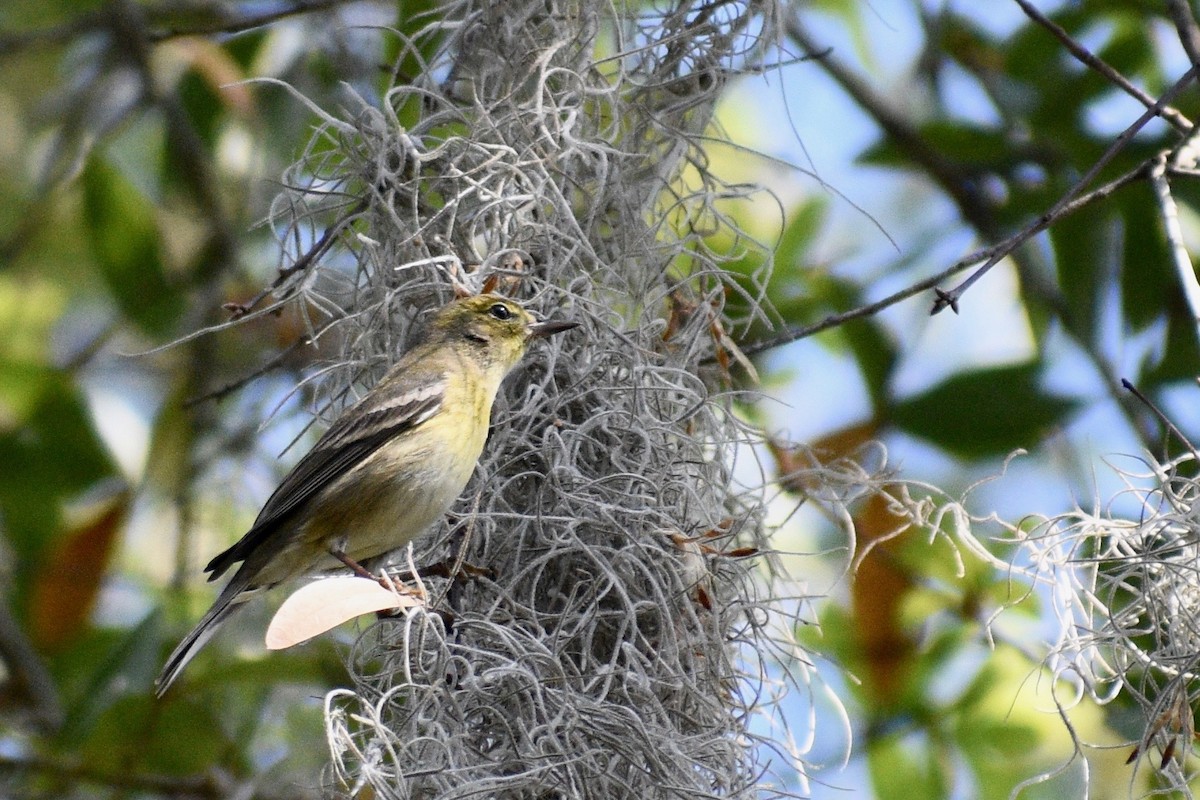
[48,616,159,744]
[950,648,1082,800]
[389,0,443,86]
[176,68,222,150]
[857,135,907,170]
[1096,16,1155,78]
[0,375,115,557]
[81,157,182,335]
[841,317,897,413]
[890,363,1077,459]
[1050,203,1116,344]
[0,274,67,363]
[868,731,950,800]
[1141,309,1200,386]
[0,275,68,424]
[87,694,228,774]
[916,122,1010,168]
[223,29,266,70]
[1119,186,1173,331]
[859,121,1012,177]
[775,197,826,265]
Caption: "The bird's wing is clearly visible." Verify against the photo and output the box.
[204,365,447,580]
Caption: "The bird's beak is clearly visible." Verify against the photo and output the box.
[527,318,579,339]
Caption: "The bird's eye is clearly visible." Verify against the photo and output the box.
[489,303,512,320]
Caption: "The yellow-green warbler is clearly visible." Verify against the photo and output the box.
[155,293,577,695]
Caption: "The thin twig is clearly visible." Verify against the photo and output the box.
[931,65,1199,314]
[1014,0,1192,133]
[1121,378,1200,459]
[223,199,366,320]
[738,161,1149,356]
[185,334,312,406]
[0,0,352,58]
[780,8,1170,455]
[785,14,997,231]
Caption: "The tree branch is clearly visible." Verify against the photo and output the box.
[930,64,1199,314]
[0,0,353,58]
[739,162,1149,357]
[784,14,998,233]
[1014,0,1192,134]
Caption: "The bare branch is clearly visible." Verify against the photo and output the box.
[0,0,354,58]
[738,160,1149,356]
[785,14,998,232]
[931,65,1199,314]
[1014,0,1192,133]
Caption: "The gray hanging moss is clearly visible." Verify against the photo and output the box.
[258,2,809,797]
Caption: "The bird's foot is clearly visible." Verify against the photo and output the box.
[327,548,421,594]
[374,569,427,598]
[328,548,375,580]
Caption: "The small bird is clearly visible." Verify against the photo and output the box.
[155,293,577,696]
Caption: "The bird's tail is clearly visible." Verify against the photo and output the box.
[155,580,248,697]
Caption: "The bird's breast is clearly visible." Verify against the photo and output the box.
[299,368,494,568]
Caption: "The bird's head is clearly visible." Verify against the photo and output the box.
[430,293,578,373]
